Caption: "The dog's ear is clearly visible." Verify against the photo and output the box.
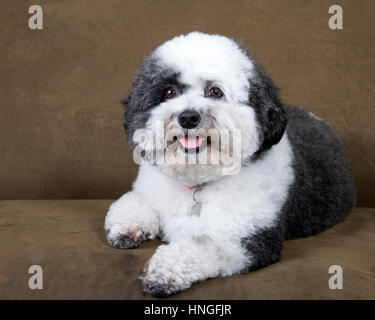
[249,63,287,154]
[121,93,131,130]
[121,91,136,148]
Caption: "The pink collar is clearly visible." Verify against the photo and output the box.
[185,185,195,191]
[184,183,207,203]
[184,183,207,192]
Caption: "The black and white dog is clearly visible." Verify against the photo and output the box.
[105,32,355,297]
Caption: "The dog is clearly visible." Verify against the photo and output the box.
[104,32,355,297]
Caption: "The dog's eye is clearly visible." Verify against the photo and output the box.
[208,87,224,99]
[165,87,177,99]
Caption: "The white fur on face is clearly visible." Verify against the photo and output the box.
[142,32,259,185]
[154,32,254,104]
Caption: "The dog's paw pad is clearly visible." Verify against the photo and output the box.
[128,226,143,242]
[140,259,184,297]
[141,278,179,298]
[106,226,145,249]
[112,234,143,249]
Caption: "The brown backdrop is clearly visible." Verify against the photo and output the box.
[1,0,374,206]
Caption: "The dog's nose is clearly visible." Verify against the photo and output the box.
[178,110,201,129]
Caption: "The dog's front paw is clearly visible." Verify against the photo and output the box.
[141,264,185,297]
[140,244,194,297]
[106,225,145,249]
[104,192,159,249]
[141,264,183,297]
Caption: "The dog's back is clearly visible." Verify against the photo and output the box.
[282,105,356,239]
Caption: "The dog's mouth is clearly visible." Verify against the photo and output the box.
[171,134,211,153]
[179,135,204,149]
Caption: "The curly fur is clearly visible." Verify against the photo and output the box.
[104,32,355,297]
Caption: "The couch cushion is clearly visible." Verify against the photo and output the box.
[0,200,374,299]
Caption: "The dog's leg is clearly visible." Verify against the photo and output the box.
[141,236,230,297]
[141,223,283,297]
[104,192,158,249]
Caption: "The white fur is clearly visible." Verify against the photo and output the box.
[105,32,295,295]
[105,191,159,243]
[155,32,254,104]
[105,134,294,294]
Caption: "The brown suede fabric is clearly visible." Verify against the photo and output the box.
[0,0,374,206]
[0,200,373,299]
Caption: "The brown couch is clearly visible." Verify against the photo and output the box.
[0,0,374,299]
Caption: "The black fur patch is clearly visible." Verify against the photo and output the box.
[234,41,287,155]
[241,225,283,272]
[281,105,356,239]
[248,62,287,155]
[122,55,181,149]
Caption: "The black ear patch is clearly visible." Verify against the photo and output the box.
[120,54,181,150]
[249,63,287,154]
[261,104,287,151]
[121,93,132,142]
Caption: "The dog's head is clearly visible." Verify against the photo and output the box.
[123,32,287,185]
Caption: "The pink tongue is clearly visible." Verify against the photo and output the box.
[179,136,205,149]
